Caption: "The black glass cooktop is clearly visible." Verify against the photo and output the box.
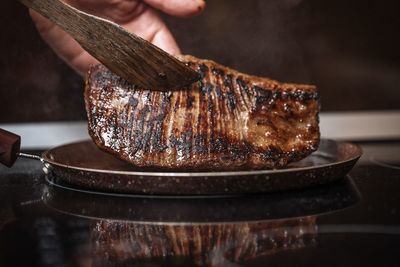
[0,141,399,267]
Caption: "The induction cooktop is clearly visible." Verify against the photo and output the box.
[0,141,399,267]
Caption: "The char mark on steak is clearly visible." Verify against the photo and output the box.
[85,55,320,170]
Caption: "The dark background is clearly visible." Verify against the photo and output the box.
[1,0,399,123]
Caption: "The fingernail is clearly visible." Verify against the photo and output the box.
[195,0,206,11]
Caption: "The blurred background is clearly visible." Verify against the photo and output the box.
[0,0,399,145]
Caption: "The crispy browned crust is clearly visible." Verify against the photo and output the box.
[85,55,320,171]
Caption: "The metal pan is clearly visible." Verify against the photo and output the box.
[41,138,362,195]
[0,128,362,195]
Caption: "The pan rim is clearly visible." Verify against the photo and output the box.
[41,138,362,177]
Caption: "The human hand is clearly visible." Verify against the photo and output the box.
[29,0,205,76]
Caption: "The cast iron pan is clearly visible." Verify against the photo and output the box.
[0,128,362,196]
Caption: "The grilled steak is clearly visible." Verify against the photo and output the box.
[85,55,320,171]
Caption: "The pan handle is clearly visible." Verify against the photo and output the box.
[0,128,21,167]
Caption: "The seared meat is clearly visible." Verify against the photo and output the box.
[85,55,320,171]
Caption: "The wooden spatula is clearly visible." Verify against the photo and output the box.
[19,0,199,91]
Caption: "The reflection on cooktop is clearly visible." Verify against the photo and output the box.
[38,177,360,266]
[90,217,317,266]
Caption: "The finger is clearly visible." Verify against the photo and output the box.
[152,26,181,55]
[119,8,181,54]
[64,0,146,23]
[144,0,206,18]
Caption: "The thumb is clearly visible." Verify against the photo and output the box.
[144,0,206,18]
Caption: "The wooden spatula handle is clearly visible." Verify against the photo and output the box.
[0,129,21,167]
[20,0,102,43]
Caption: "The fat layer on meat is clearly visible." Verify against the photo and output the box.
[85,55,320,170]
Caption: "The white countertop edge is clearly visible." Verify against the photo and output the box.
[1,110,399,149]
[319,110,400,141]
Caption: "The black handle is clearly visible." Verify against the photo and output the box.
[0,128,21,167]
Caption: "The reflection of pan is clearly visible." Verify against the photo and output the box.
[43,176,360,223]
[1,127,362,195]
[43,138,362,195]
[43,177,360,266]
